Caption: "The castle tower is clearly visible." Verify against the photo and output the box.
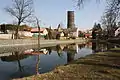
[67,11,75,29]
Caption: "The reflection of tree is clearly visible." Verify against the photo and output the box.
[92,42,97,53]
[78,44,85,49]
[1,52,28,62]
[106,43,115,50]
[15,52,22,73]
[45,47,52,55]
[0,51,29,78]
[92,42,105,53]
[56,45,63,57]
[35,55,40,75]
[92,42,115,53]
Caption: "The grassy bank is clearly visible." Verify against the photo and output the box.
[14,48,120,80]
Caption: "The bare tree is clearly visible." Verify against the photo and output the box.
[75,0,100,8]
[5,0,33,39]
[102,0,120,26]
[101,0,120,37]
[35,17,41,49]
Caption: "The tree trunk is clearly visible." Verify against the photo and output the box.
[15,26,19,39]
[38,26,40,48]
[15,21,20,39]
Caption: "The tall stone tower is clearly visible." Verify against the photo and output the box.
[67,11,75,29]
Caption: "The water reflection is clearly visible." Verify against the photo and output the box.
[0,52,31,79]
[91,41,118,53]
[0,42,118,80]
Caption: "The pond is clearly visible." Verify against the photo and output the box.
[0,42,116,80]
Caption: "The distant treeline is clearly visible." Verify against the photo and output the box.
[0,24,31,31]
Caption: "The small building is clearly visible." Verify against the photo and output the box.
[84,30,92,39]
[56,32,65,40]
[115,27,120,37]
[63,28,79,39]
[31,28,48,38]
[18,31,33,38]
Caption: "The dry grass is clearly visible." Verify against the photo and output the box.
[14,48,120,80]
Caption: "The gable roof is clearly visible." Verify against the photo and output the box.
[31,28,46,32]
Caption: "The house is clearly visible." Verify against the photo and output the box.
[63,28,79,39]
[0,24,33,39]
[18,31,33,38]
[115,27,120,37]
[31,28,48,38]
[84,30,92,39]
[60,32,64,37]
[56,32,65,39]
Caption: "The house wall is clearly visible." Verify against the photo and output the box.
[0,31,33,39]
[0,34,12,39]
[18,31,33,37]
[31,28,48,36]
[43,29,48,35]
[60,32,64,37]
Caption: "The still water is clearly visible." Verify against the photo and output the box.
[0,42,114,80]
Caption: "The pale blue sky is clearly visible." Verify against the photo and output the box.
[0,0,106,30]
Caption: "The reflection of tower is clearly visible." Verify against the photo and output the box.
[76,44,79,53]
[67,44,76,62]
[67,11,75,29]
[67,52,75,62]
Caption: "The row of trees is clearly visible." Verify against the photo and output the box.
[92,21,120,40]
[78,0,120,39]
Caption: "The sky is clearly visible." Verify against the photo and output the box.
[0,0,106,30]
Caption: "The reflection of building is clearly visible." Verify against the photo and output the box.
[55,43,89,62]
[92,42,97,53]
[56,45,66,56]
[54,44,77,62]
[76,44,79,53]
[1,52,28,62]
[24,49,48,55]
[66,44,77,62]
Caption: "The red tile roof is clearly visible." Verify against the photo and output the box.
[31,28,46,32]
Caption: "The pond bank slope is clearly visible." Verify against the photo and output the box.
[14,48,120,80]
